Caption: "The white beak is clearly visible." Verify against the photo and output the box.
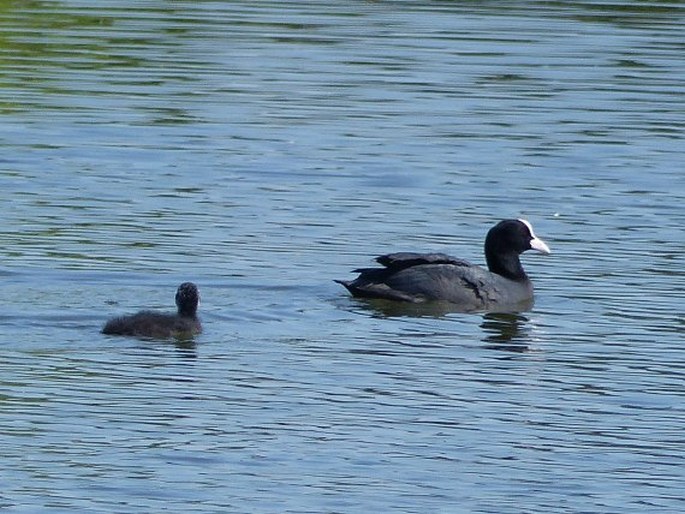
[530,236,551,255]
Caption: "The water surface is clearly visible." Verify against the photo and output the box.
[1,1,684,512]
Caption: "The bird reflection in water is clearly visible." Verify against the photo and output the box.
[349,298,486,318]
[173,337,198,358]
[347,296,533,319]
[343,297,536,353]
[480,312,532,352]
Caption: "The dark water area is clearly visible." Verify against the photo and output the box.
[1,1,684,512]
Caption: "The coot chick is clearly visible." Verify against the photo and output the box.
[102,282,202,339]
[336,219,550,311]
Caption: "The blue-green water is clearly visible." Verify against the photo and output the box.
[1,1,684,512]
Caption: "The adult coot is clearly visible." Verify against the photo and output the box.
[336,219,550,311]
[102,282,202,338]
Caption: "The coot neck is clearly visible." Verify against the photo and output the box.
[485,248,528,281]
[177,303,198,318]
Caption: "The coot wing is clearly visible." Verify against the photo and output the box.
[375,252,472,271]
[339,261,500,307]
[382,263,494,306]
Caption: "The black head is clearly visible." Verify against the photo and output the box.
[175,282,200,317]
[484,219,550,280]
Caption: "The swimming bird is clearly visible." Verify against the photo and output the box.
[102,282,202,338]
[336,219,550,311]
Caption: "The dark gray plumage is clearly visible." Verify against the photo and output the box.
[336,219,550,311]
[102,282,202,339]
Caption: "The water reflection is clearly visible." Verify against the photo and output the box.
[347,297,535,319]
[350,298,471,318]
[171,338,198,358]
[480,312,532,352]
[2,1,684,512]
[122,334,198,358]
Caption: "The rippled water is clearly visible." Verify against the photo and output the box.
[1,1,685,512]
